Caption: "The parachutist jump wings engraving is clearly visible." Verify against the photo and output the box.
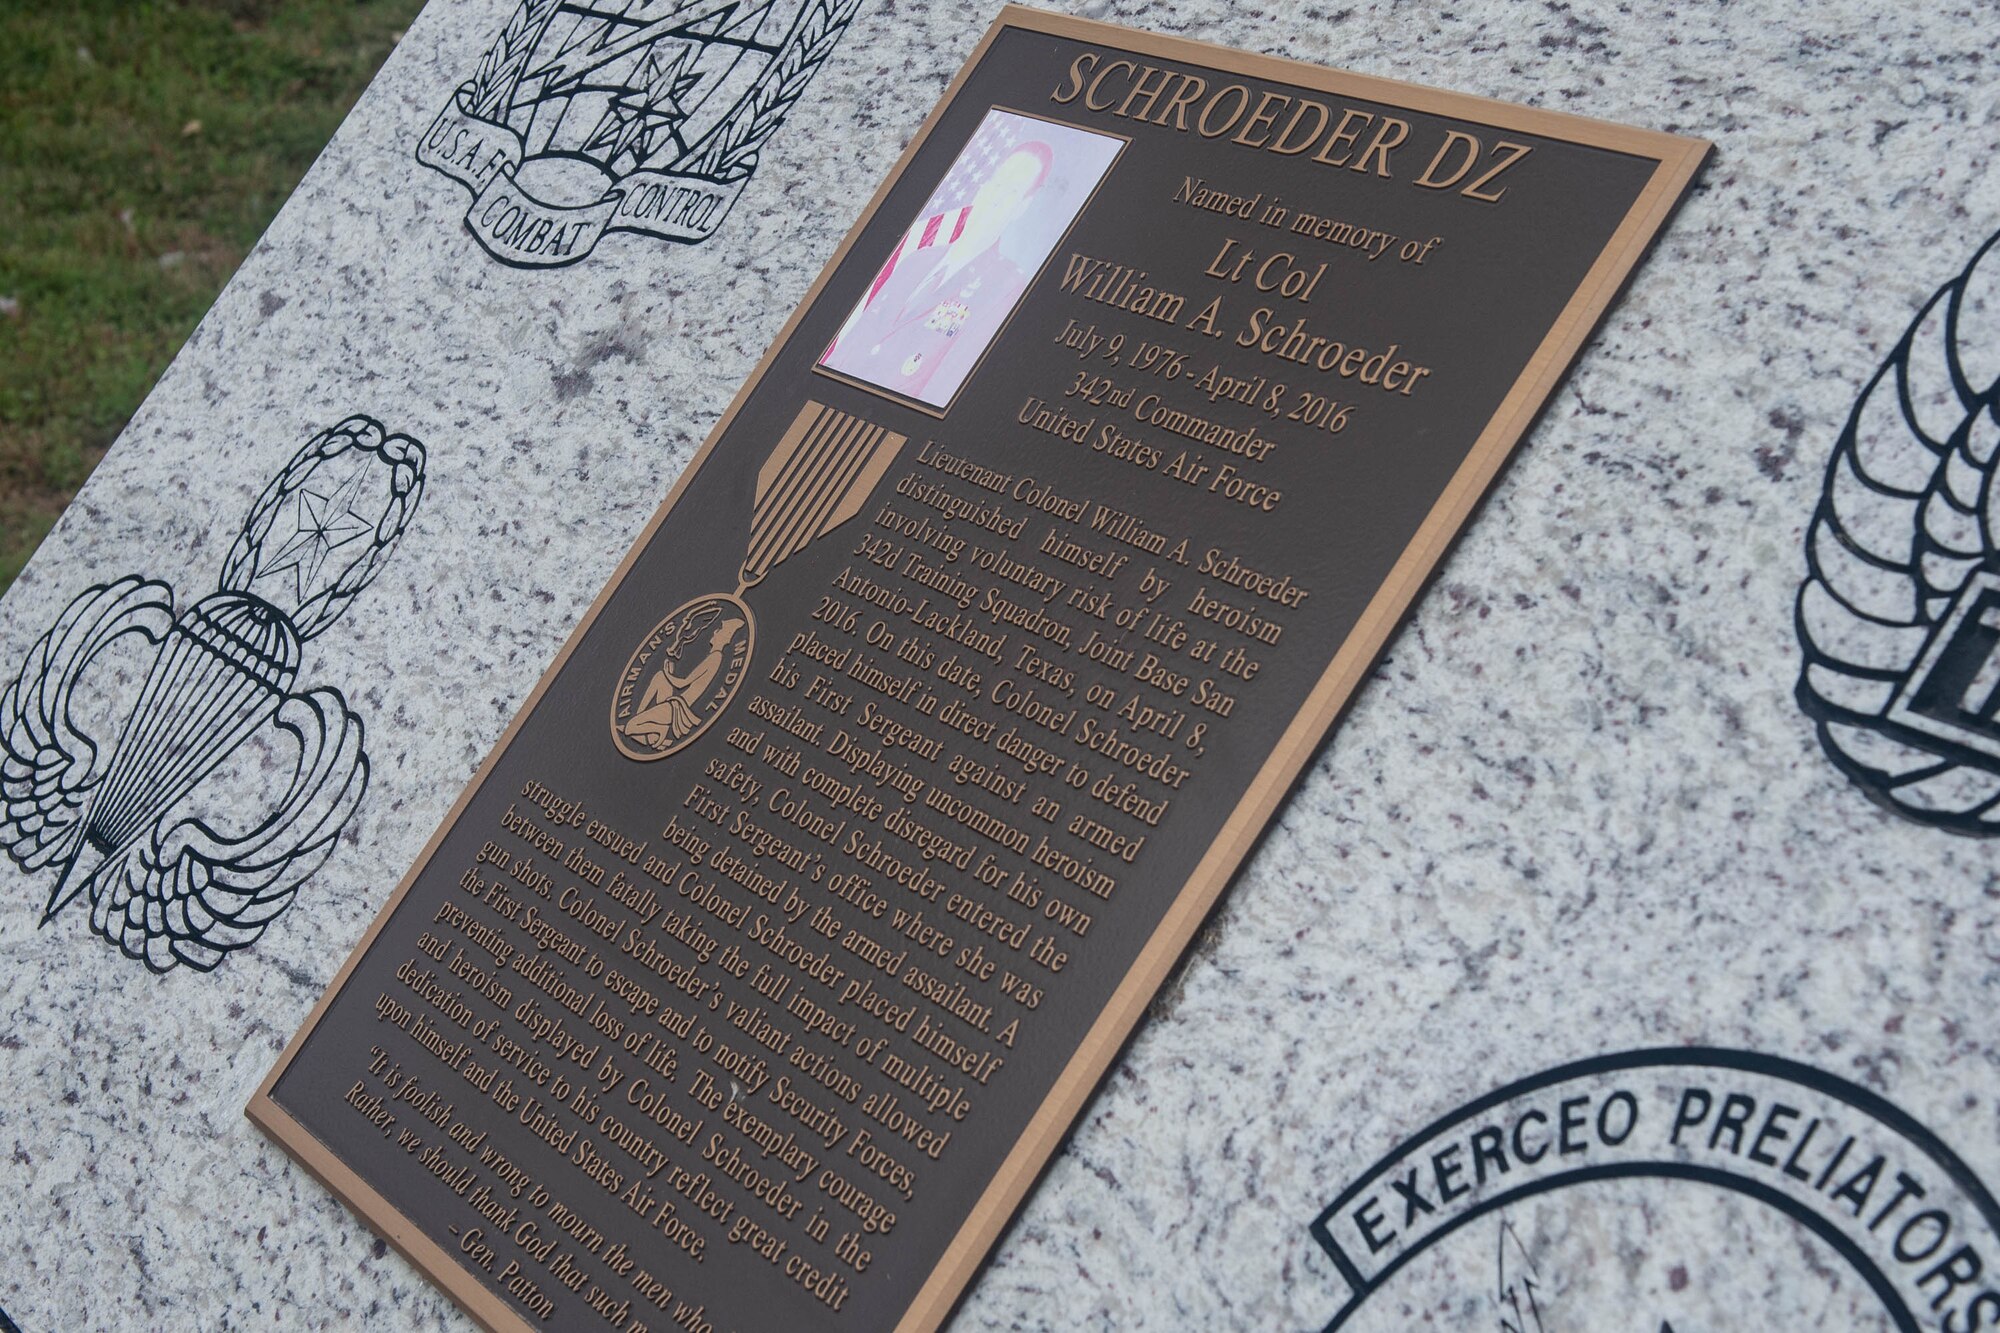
[0,415,427,971]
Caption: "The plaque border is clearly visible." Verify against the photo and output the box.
[247,9,1710,1333]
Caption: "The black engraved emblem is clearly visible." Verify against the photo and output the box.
[415,0,864,268]
[1311,1049,2000,1331]
[0,416,427,971]
[1798,228,2000,832]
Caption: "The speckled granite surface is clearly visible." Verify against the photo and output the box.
[3,1,1999,1329]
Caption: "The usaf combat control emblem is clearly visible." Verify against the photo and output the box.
[612,401,902,758]
[1798,228,2000,832]
[416,0,863,268]
[1310,1049,2000,1332]
[0,416,426,971]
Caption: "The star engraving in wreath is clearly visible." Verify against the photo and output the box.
[1797,227,2000,833]
[0,415,427,972]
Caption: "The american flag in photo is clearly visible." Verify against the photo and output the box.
[932,110,1028,213]
[863,111,1028,305]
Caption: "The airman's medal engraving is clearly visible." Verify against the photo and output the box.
[0,415,425,971]
[1799,228,2000,832]
[610,401,904,759]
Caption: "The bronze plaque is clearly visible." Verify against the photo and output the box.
[250,10,1707,1331]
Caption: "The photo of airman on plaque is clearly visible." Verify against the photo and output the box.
[818,107,1123,412]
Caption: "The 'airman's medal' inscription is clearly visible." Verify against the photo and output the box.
[612,595,754,760]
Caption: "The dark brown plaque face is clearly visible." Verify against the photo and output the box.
[249,10,1707,1332]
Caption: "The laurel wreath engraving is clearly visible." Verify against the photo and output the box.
[1796,228,2000,831]
[465,0,559,122]
[683,0,865,181]
[0,416,426,970]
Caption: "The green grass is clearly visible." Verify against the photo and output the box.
[0,0,427,594]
